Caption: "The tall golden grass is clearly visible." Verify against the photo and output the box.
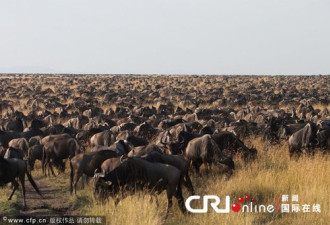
[80,138,330,225]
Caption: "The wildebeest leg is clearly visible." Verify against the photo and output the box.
[203,160,212,176]
[289,146,297,158]
[43,159,48,176]
[192,161,202,177]
[44,155,52,176]
[8,179,19,201]
[165,194,173,219]
[174,183,186,214]
[72,171,83,195]
[49,161,56,177]
[18,174,27,208]
[81,175,89,189]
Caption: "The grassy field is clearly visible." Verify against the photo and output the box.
[0,138,329,225]
[80,138,329,225]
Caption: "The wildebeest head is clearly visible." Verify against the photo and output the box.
[160,132,184,155]
[114,140,131,155]
[93,172,115,200]
[243,146,258,162]
[217,156,235,170]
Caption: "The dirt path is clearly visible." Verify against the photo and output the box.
[16,179,81,217]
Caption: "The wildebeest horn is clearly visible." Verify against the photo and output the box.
[160,135,172,145]
[160,137,166,145]
[120,154,128,163]
[93,171,105,179]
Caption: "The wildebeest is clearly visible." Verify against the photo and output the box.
[288,123,318,157]
[28,136,42,147]
[99,156,123,175]
[6,117,26,132]
[317,126,330,150]
[126,134,149,147]
[41,133,71,146]
[278,123,307,140]
[4,147,24,160]
[143,151,195,195]
[185,134,235,175]
[0,130,21,148]
[212,132,257,161]
[27,144,43,172]
[75,128,104,145]
[70,150,118,194]
[93,157,186,218]
[42,138,82,176]
[0,156,42,208]
[162,130,202,155]
[90,130,115,147]
[8,138,29,156]
[128,144,165,157]
[133,122,156,139]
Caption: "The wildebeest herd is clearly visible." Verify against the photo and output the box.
[0,74,329,217]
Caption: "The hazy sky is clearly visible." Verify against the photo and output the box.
[0,0,329,75]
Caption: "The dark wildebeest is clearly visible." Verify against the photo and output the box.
[8,138,29,157]
[199,126,215,135]
[75,128,104,145]
[143,151,195,195]
[42,138,82,176]
[159,118,186,129]
[6,117,25,132]
[119,122,138,132]
[288,123,318,157]
[4,147,24,160]
[90,130,115,147]
[185,121,203,132]
[27,144,43,172]
[317,126,330,150]
[162,130,202,155]
[0,130,21,148]
[21,128,44,141]
[93,157,186,218]
[212,132,257,161]
[126,134,149,147]
[0,156,42,208]
[128,144,165,157]
[278,123,307,140]
[28,136,42,147]
[41,133,71,146]
[185,134,235,176]
[69,150,118,194]
[133,122,156,139]
[91,140,130,155]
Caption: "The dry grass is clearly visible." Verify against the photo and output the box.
[80,138,330,225]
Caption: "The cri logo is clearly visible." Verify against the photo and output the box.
[185,195,256,213]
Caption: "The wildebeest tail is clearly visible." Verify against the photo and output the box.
[26,169,43,197]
